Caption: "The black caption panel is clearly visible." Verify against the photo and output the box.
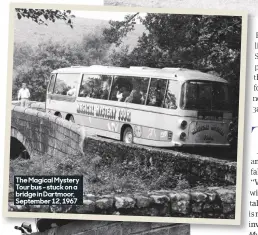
[14,176,83,206]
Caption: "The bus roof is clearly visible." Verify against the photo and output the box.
[52,65,228,83]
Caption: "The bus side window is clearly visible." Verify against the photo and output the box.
[110,76,149,105]
[79,74,112,100]
[110,76,131,102]
[55,73,79,96]
[79,75,91,97]
[48,74,56,94]
[147,78,167,107]
[164,80,178,109]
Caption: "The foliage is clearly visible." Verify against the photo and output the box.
[9,152,194,195]
[12,33,112,101]
[104,13,242,117]
[15,8,75,28]
[103,13,139,46]
[13,41,78,101]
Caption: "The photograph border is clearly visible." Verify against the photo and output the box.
[3,2,248,225]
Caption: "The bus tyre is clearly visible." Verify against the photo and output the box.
[123,127,134,144]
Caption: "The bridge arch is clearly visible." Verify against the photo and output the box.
[10,127,33,159]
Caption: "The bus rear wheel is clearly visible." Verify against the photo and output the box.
[123,127,134,144]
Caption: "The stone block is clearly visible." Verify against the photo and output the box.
[150,195,169,205]
[115,196,135,209]
[222,203,235,214]
[216,188,236,204]
[192,202,203,213]
[169,192,190,201]
[190,191,207,203]
[95,198,114,210]
[76,200,95,213]
[134,195,151,208]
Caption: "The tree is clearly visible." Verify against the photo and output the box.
[15,8,75,28]
[13,34,113,101]
[74,33,113,66]
[104,13,242,116]
[13,41,80,101]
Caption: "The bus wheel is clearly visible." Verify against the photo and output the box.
[55,112,62,118]
[68,115,75,123]
[123,127,134,144]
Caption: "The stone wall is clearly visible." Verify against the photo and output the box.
[83,137,236,186]
[11,105,86,160]
[9,185,235,218]
[9,107,237,218]
[33,220,190,235]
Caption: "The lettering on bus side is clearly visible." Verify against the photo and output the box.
[95,105,117,120]
[77,103,94,116]
[77,103,131,122]
[118,109,131,122]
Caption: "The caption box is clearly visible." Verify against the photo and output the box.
[14,176,83,206]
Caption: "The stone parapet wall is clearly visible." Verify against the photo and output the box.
[11,105,86,159]
[83,137,236,186]
[9,185,235,219]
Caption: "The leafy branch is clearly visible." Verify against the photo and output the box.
[103,13,140,46]
[15,8,75,28]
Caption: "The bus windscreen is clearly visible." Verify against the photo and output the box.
[180,81,230,111]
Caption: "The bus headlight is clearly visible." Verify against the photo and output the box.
[180,120,188,130]
[229,121,234,131]
[180,132,186,141]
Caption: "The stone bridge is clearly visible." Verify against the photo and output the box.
[9,103,237,219]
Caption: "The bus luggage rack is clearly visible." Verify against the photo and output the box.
[89,65,127,70]
[130,66,160,70]
[162,67,183,71]
[70,65,88,68]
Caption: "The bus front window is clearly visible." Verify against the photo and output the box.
[180,81,230,111]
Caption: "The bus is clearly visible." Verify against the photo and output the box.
[46,65,233,147]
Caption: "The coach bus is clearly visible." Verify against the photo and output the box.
[46,65,233,147]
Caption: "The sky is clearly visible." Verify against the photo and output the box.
[73,10,146,22]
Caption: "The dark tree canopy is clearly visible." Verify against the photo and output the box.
[13,33,112,101]
[104,13,242,116]
[15,8,75,28]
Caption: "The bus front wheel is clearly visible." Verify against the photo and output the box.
[123,127,134,144]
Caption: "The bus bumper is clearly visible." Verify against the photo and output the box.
[134,138,231,148]
[174,142,231,148]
